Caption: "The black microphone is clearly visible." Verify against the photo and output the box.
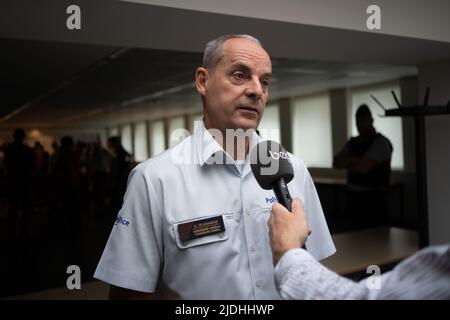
[250,140,294,211]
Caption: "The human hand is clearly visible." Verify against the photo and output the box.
[268,198,311,265]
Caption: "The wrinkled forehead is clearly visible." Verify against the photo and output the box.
[221,38,272,69]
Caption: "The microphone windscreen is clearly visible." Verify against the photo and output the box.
[250,140,294,190]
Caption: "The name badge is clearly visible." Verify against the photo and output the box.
[178,216,226,242]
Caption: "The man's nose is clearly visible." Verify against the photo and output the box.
[244,77,263,100]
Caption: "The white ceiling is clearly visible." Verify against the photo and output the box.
[0,38,417,129]
[120,0,450,44]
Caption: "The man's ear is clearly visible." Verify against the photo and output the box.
[195,67,209,97]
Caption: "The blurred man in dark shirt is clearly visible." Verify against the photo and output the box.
[334,104,393,229]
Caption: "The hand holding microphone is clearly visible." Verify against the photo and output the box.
[269,199,312,265]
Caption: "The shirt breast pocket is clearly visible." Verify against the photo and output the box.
[247,206,271,239]
[250,207,271,219]
[172,213,234,249]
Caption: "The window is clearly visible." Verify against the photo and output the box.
[109,126,119,137]
[292,92,333,167]
[189,113,203,134]
[133,122,148,162]
[348,81,404,169]
[121,124,133,156]
[96,130,107,149]
[258,104,280,143]
[167,117,188,147]
[150,120,165,157]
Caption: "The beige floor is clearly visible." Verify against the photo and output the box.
[322,226,419,275]
[7,281,109,300]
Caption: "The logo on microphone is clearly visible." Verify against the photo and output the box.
[268,150,291,163]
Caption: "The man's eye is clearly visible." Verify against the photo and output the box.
[261,79,270,87]
[233,71,246,79]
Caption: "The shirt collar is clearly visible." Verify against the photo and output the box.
[193,120,263,170]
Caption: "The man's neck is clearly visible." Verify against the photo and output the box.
[204,123,251,161]
[223,135,250,161]
[361,128,376,138]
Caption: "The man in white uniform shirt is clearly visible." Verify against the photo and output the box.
[94,34,336,299]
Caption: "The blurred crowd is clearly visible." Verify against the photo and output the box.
[0,128,136,240]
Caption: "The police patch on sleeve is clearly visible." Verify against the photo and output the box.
[178,216,225,242]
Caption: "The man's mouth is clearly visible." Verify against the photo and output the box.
[237,105,259,114]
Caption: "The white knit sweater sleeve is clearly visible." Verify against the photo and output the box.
[274,248,374,300]
[275,245,450,300]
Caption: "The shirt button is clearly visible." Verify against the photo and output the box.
[250,246,256,252]
[246,209,251,215]
[256,280,263,288]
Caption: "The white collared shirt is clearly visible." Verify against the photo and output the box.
[94,121,336,299]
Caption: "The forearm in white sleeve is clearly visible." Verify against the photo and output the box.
[274,248,373,300]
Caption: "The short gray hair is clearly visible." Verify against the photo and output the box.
[202,34,263,70]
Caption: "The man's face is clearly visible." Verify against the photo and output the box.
[356,115,373,135]
[196,38,272,133]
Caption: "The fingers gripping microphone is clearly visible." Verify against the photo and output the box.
[250,140,294,211]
